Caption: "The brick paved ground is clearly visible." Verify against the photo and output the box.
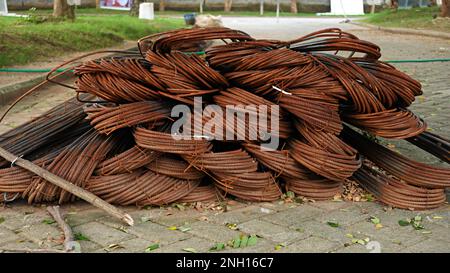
[0,18,449,253]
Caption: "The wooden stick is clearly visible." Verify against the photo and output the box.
[0,146,134,226]
[47,206,81,253]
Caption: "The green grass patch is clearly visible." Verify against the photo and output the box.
[363,6,450,32]
[0,14,184,67]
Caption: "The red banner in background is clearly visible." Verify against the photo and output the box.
[100,0,132,10]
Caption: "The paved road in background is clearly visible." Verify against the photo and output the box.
[0,18,449,253]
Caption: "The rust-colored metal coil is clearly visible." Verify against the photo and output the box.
[407,131,450,164]
[74,57,166,91]
[287,28,381,60]
[243,142,311,179]
[1,27,448,208]
[134,127,212,155]
[146,156,205,180]
[84,101,171,135]
[284,178,342,201]
[353,165,446,210]
[95,145,161,176]
[344,108,427,139]
[87,169,200,206]
[23,129,119,204]
[184,149,282,201]
[178,184,221,203]
[289,138,361,182]
[0,95,89,167]
[342,126,450,189]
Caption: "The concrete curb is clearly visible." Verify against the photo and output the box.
[350,21,450,40]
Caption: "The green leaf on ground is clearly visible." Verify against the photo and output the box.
[178,225,191,232]
[247,235,258,246]
[210,243,225,251]
[327,221,340,228]
[0,217,5,224]
[398,219,411,226]
[145,243,159,252]
[240,235,249,248]
[183,248,197,253]
[42,219,56,225]
[167,226,177,230]
[369,216,380,225]
[74,232,90,241]
[233,237,241,248]
[226,223,238,230]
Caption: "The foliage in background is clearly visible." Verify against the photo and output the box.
[363,6,450,32]
[0,14,184,67]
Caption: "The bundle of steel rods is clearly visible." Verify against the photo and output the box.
[0,27,448,210]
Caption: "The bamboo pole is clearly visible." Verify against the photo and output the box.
[0,146,134,226]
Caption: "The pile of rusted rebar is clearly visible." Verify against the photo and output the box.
[0,27,448,210]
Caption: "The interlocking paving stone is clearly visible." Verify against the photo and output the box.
[0,210,49,231]
[261,205,324,227]
[77,240,103,253]
[277,236,341,253]
[0,227,20,245]
[208,205,276,226]
[295,220,350,244]
[224,238,277,253]
[152,237,215,253]
[65,209,109,227]
[186,221,243,243]
[400,239,450,253]
[237,219,309,245]
[309,200,352,212]
[73,222,134,246]
[0,240,41,252]
[316,206,369,226]
[19,222,62,244]
[128,221,191,245]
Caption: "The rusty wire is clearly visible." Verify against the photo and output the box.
[0,27,448,209]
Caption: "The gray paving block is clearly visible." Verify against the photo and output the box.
[309,200,351,212]
[0,227,20,245]
[186,221,242,243]
[316,205,369,226]
[237,219,308,244]
[278,236,340,253]
[73,221,134,246]
[153,237,215,253]
[128,221,191,245]
[400,239,450,253]
[261,204,324,227]
[65,209,109,227]
[208,205,276,226]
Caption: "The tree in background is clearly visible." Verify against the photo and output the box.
[53,0,75,19]
[290,0,298,13]
[224,0,233,12]
[390,0,399,11]
[442,0,449,17]
[160,0,165,11]
[130,0,141,16]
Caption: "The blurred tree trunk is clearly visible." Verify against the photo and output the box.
[130,0,143,16]
[429,0,437,6]
[290,0,297,13]
[53,0,75,19]
[390,0,399,11]
[160,0,165,12]
[224,0,233,12]
[441,0,450,17]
